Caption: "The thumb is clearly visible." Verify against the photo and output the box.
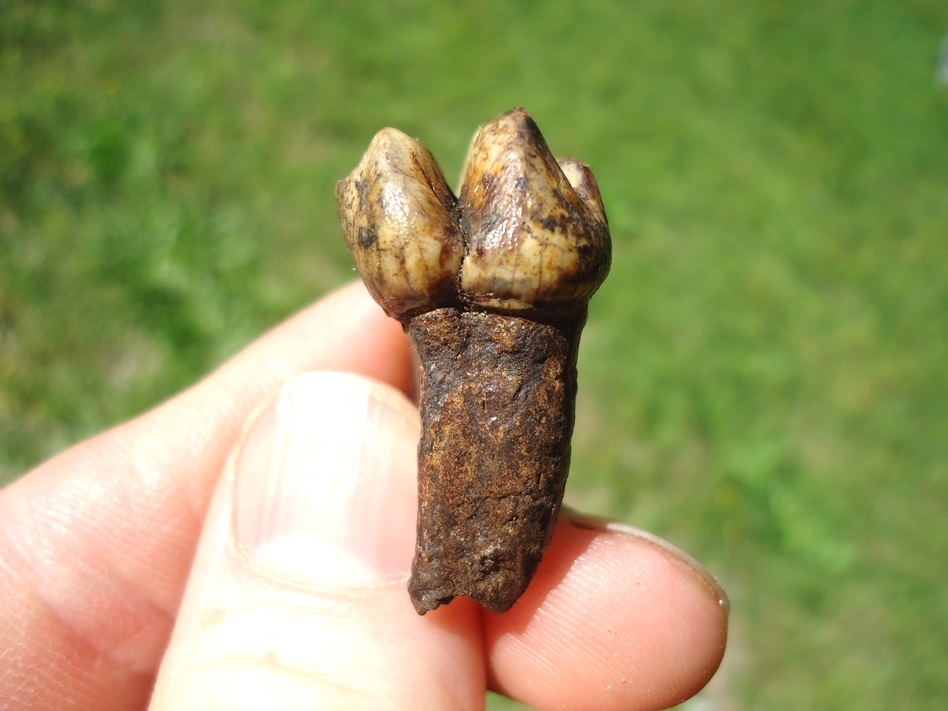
[149,372,484,710]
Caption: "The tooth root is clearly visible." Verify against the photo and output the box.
[407,308,584,614]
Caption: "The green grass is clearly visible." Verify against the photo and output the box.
[2,1,947,708]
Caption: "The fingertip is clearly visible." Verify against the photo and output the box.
[152,371,485,711]
[0,280,417,710]
[484,517,728,711]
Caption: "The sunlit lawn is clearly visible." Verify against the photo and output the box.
[2,1,947,708]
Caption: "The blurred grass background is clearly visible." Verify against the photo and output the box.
[2,0,947,708]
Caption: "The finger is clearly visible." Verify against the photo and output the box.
[484,515,729,711]
[0,282,413,711]
[151,373,484,710]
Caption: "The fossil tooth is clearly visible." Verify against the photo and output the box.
[336,107,611,614]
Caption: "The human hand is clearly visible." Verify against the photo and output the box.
[0,281,727,710]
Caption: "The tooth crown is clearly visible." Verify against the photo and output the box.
[337,108,611,319]
[336,128,463,320]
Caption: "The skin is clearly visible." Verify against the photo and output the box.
[0,281,727,710]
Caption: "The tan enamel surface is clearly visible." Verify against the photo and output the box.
[337,109,611,317]
[558,158,608,229]
[336,128,463,319]
[458,108,610,311]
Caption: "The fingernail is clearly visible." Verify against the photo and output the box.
[565,509,730,614]
[232,372,420,588]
